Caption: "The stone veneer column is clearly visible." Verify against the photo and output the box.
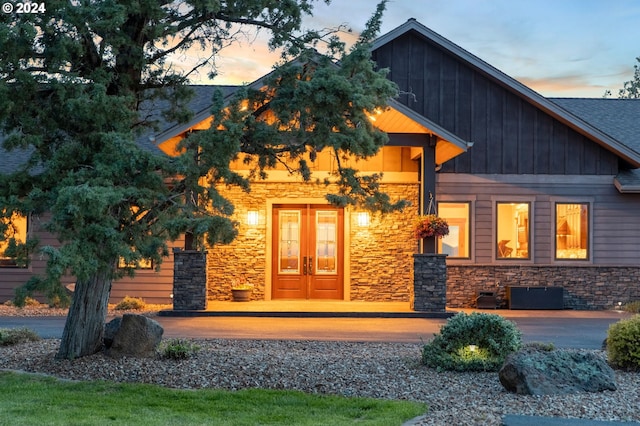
[172,250,208,310]
[412,254,447,312]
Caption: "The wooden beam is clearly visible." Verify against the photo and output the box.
[386,133,434,147]
[420,134,437,254]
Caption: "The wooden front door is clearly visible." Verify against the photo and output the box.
[272,204,344,299]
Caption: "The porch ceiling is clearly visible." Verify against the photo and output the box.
[157,98,472,165]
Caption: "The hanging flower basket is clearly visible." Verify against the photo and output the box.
[413,214,449,239]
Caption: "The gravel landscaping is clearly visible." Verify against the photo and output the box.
[1,304,639,425]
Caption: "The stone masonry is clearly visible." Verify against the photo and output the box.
[447,265,640,310]
[206,181,419,302]
[172,250,208,310]
[413,254,447,312]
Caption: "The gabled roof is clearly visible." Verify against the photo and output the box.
[372,18,640,168]
[0,146,33,175]
[153,67,472,163]
[550,98,640,158]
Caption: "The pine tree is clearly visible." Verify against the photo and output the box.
[0,1,403,359]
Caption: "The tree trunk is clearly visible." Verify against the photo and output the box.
[56,270,112,359]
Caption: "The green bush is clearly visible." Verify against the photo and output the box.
[607,314,640,371]
[0,328,41,346]
[159,339,201,360]
[114,296,146,311]
[422,312,522,372]
[622,301,640,314]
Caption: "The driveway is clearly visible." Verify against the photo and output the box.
[0,309,631,349]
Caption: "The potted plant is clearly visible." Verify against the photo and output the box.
[413,214,449,239]
[231,276,253,302]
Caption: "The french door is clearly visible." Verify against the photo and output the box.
[272,204,344,299]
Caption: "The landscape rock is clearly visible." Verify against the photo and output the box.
[107,314,163,358]
[499,348,617,395]
[103,316,122,349]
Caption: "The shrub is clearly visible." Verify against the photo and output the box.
[422,312,522,372]
[522,341,555,352]
[622,301,640,314]
[0,328,41,346]
[114,296,146,311]
[607,314,640,371]
[159,339,201,360]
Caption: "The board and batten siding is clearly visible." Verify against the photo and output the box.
[438,173,640,266]
[372,30,620,176]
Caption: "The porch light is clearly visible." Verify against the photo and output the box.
[357,212,370,227]
[247,210,259,226]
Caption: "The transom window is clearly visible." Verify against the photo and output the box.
[555,203,589,260]
[496,202,530,259]
[437,202,470,258]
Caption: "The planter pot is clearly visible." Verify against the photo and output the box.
[231,289,252,302]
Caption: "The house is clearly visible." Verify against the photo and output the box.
[2,19,639,310]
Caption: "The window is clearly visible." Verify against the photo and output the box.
[117,256,154,270]
[555,203,589,260]
[496,202,530,259]
[0,213,28,268]
[438,202,470,258]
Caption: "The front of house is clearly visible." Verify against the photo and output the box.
[2,19,640,310]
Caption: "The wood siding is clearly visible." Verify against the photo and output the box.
[438,174,640,266]
[0,217,180,304]
[372,31,619,175]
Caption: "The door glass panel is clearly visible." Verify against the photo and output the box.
[315,211,337,274]
[279,210,300,274]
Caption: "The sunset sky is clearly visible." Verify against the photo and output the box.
[195,0,640,98]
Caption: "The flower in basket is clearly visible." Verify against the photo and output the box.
[413,214,449,239]
[231,276,253,290]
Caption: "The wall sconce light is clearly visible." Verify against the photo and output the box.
[247,210,259,226]
[357,212,370,227]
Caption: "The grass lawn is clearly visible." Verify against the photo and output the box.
[0,371,426,425]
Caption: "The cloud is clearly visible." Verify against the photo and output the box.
[517,75,606,97]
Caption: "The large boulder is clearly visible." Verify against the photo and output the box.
[103,316,122,349]
[106,314,164,358]
[499,348,617,395]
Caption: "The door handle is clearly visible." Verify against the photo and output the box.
[308,257,313,275]
[303,256,307,275]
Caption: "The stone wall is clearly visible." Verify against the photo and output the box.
[349,185,417,301]
[172,250,208,310]
[447,265,640,310]
[413,254,447,311]
[206,181,419,302]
